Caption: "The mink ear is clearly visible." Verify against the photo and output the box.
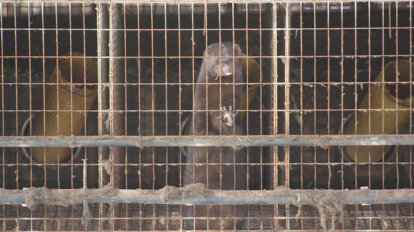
[234,43,241,52]
[207,47,215,55]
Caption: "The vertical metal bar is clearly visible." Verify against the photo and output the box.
[97,3,109,230]
[188,3,195,230]
[14,2,21,229]
[122,5,128,227]
[177,4,183,230]
[245,4,249,137]
[381,1,385,189]
[191,2,195,137]
[164,4,170,218]
[218,3,223,201]
[204,3,208,136]
[283,3,291,230]
[354,0,358,189]
[258,1,264,194]
[283,2,291,189]
[122,4,129,229]
[164,2,168,189]
[259,2,264,193]
[0,2,5,192]
[42,1,54,187]
[109,3,125,230]
[109,2,125,189]
[97,4,109,185]
[28,2,35,190]
[0,2,4,194]
[203,7,210,221]
[122,3,127,190]
[326,1,331,189]
[394,1,400,189]
[82,2,88,139]
[13,1,19,190]
[81,2,89,205]
[68,1,73,191]
[177,3,182,189]
[27,2,32,164]
[409,0,413,190]
[368,0,373,190]
[271,0,278,190]
[70,2,75,226]
[312,2,317,189]
[299,1,304,190]
[136,2,142,191]
[366,0,373,189]
[136,5,142,220]
[340,0,344,191]
[150,3,155,189]
[271,2,280,230]
[245,3,252,229]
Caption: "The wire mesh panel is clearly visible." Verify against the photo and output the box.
[0,0,413,231]
[288,0,414,191]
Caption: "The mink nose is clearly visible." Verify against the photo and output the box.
[221,64,233,76]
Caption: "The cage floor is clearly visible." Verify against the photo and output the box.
[0,203,412,231]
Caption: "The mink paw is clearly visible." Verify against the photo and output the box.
[220,106,237,127]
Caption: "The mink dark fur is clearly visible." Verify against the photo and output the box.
[183,42,247,230]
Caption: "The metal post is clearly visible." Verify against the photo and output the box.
[109,3,125,230]
[97,3,110,230]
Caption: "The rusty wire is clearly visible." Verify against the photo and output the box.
[0,1,413,231]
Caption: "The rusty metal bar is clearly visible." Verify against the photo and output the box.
[4,135,414,147]
[3,186,414,205]
[270,0,279,190]
[109,3,125,189]
[283,2,291,190]
[1,0,413,5]
[283,5,291,230]
[0,2,411,19]
[97,3,110,186]
[108,3,125,230]
[97,3,110,231]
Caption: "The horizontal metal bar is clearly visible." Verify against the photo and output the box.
[2,1,410,16]
[2,185,414,206]
[0,0,410,18]
[2,0,411,4]
[1,135,414,147]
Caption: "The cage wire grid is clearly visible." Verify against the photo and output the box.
[0,0,413,231]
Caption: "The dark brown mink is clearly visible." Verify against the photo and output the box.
[183,42,247,230]
[191,41,244,135]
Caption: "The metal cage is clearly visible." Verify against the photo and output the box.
[0,0,413,231]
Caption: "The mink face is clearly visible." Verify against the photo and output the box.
[204,42,243,83]
[193,42,245,135]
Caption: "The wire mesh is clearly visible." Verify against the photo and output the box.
[0,1,413,231]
